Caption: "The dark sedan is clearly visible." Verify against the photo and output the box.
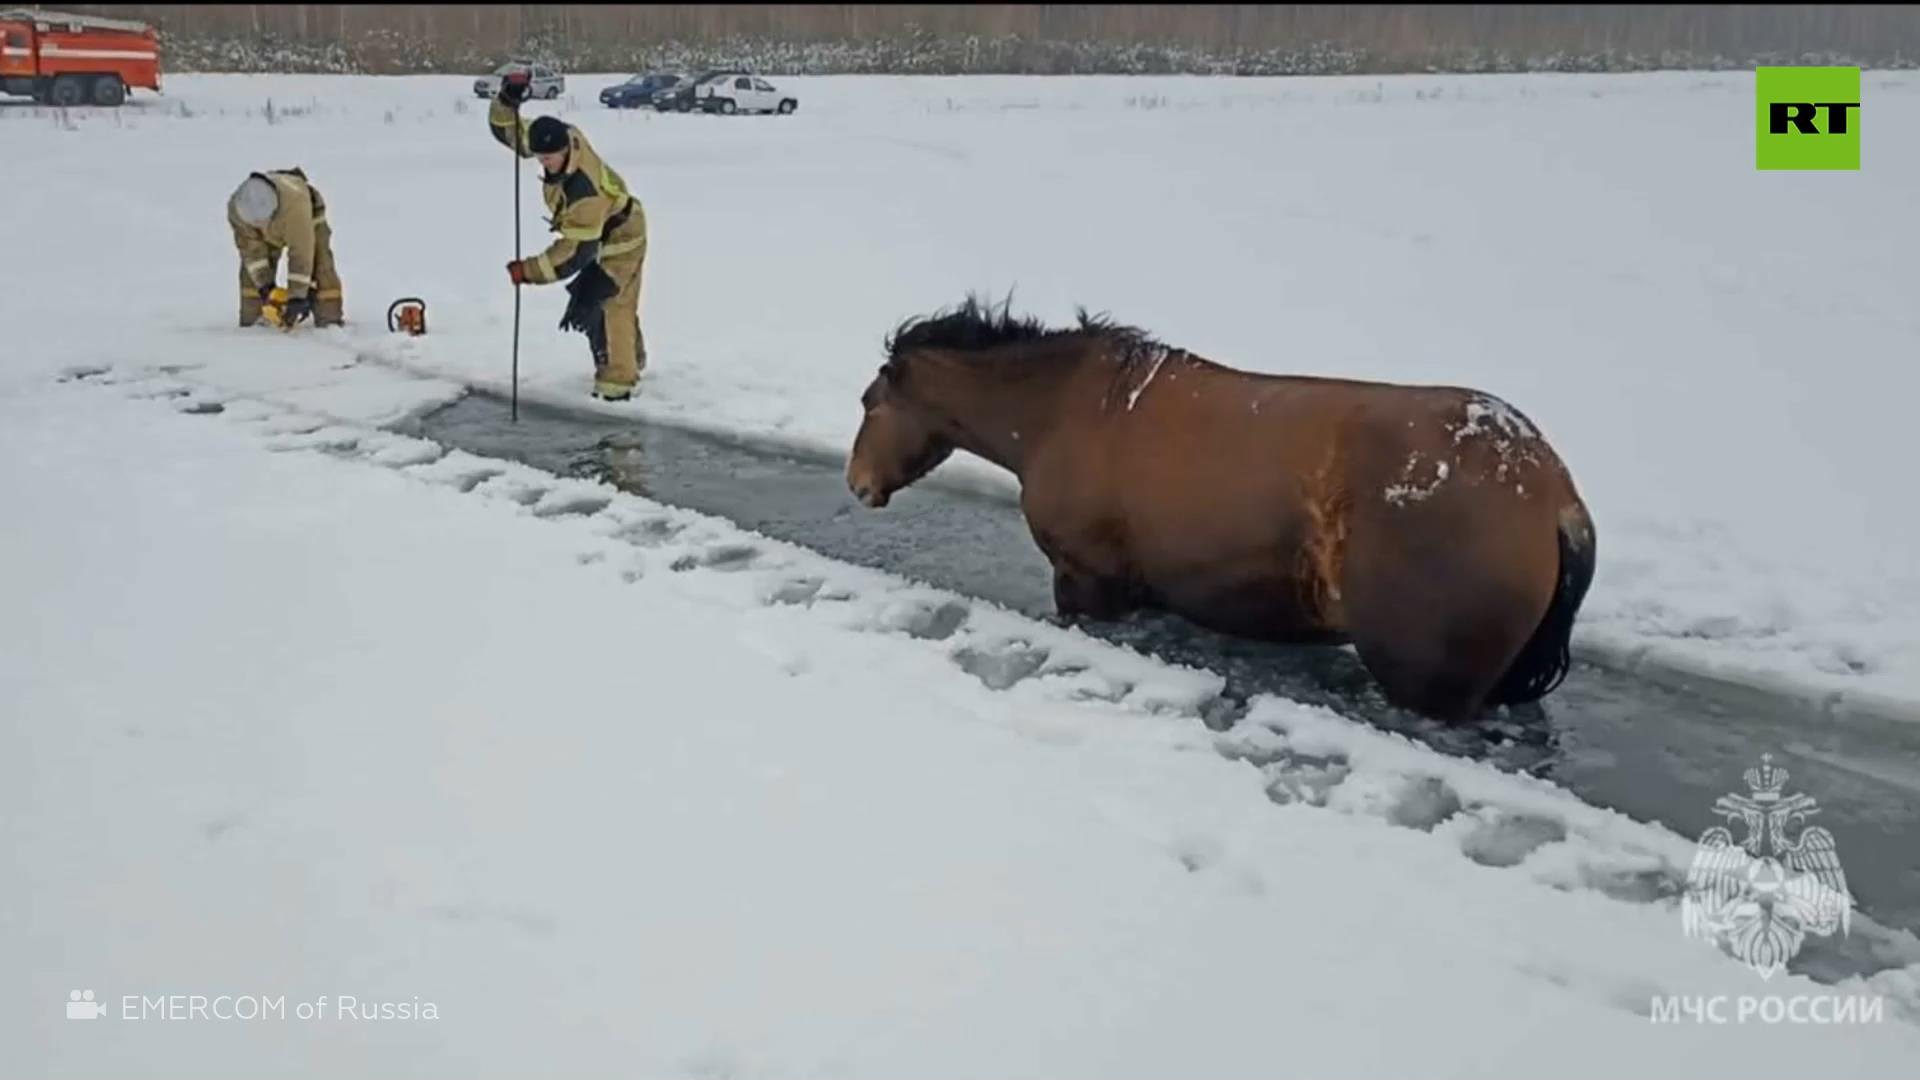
[601,72,686,109]
[655,69,747,112]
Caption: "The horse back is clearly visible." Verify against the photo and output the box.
[1045,360,1579,635]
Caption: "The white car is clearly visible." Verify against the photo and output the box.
[473,61,564,100]
[697,74,798,115]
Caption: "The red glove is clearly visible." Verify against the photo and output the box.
[498,70,532,107]
[506,260,528,286]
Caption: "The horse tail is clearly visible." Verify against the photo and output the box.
[1489,500,1597,706]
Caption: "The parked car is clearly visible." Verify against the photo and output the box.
[698,73,799,115]
[600,71,685,109]
[473,61,563,100]
[654,69,745,113]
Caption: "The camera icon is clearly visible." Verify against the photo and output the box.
[67,990,106,1020]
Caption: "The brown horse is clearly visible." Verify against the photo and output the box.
[846,297,1598,724]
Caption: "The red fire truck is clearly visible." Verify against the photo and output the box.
[0,7,160,107]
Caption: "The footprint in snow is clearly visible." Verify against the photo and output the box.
[764,576,825,607]
[1452,809,1567,869]
[878,598,970,641]
[1262,754,1351,808]
[446,468,504,494]
[533,491,613,519]
[952,641,1050,691]
[612,516,685,547]
[671,544,759,573]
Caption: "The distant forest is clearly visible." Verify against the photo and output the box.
[67,5,1920,75]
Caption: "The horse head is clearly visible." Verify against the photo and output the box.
[848,294,1120,508]
[847,357,954,508]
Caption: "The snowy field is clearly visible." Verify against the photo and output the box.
[9,69,1919,708]
[3,72,1919,1075]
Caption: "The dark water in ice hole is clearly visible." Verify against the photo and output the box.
[394,390,1920,983]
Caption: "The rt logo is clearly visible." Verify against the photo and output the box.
[1757,67,1860,170]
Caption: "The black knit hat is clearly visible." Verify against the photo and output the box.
[528,116,569,154]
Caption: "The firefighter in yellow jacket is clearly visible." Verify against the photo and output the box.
[491,71,649,401]
[227,168,344,329]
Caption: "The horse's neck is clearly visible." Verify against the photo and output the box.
[919,351,1079,477]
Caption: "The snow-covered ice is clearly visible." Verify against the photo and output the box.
[3,70,1919,1075]
[9,70,1914,706]
[9,352,1920,1076]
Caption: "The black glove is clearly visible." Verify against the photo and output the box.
[280,295,312,328]
[558,263,619,334]
[498,71,531,107]
[256,282,275,303]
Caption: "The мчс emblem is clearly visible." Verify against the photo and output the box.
[1681,754,1852,979]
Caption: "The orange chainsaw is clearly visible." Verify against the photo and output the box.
[387,297,428,336]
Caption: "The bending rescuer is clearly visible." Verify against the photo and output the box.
[227,168,344,329]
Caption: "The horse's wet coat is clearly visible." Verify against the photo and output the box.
[848,296,1598,723]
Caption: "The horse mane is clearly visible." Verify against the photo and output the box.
[884,294,1162,367]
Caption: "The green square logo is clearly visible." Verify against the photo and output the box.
[1757,67,1860,170]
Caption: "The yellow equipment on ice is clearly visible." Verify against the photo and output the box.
[259,286,292,328]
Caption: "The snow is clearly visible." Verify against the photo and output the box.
[8,354,1920,1076]
[1386,454,1451,506]
[3,70,1920,1074]
[1452,394,1543,454]
[3,70,1900,708]
[1125,344,1170,411]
